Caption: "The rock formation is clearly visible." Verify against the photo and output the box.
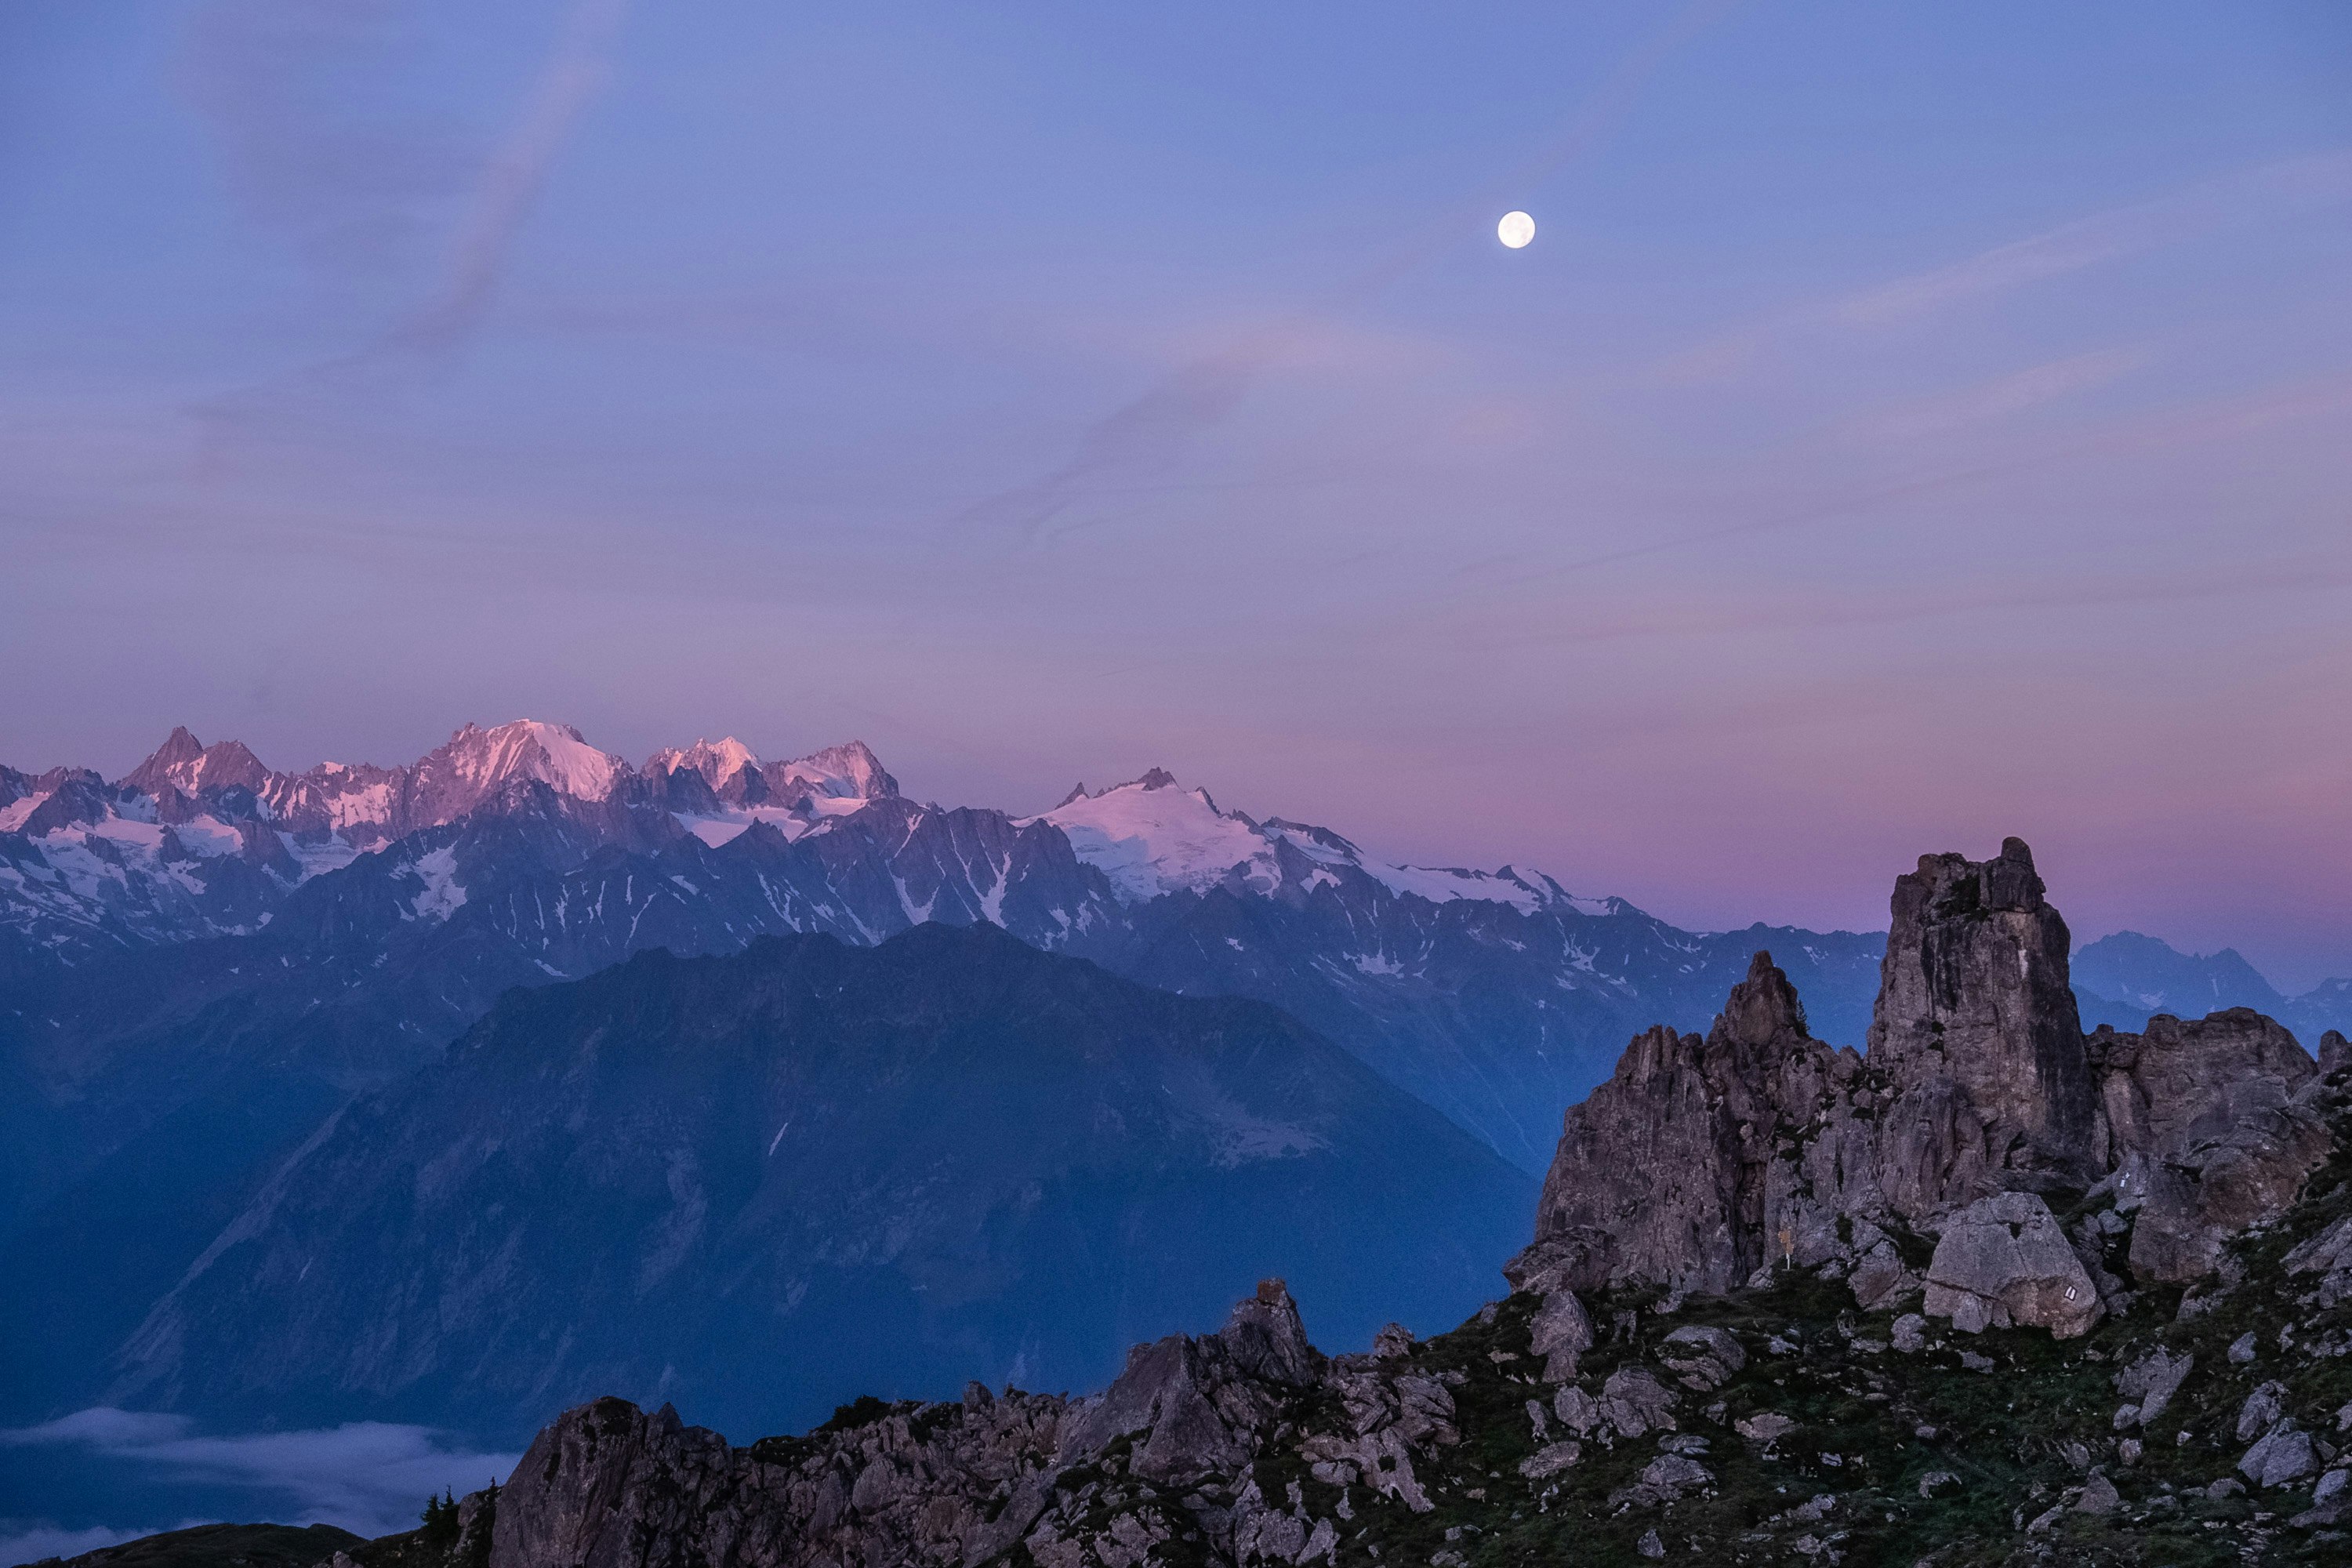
[2089,1010,2332,1283]
[1526,837,2332,1344]
[1867,838,2100,1192]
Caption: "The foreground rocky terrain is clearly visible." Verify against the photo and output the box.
[37,837,2352,1567]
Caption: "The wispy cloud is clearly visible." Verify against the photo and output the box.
[1657,147,2352,382]
[394,0,631,354]
[179,2,477,276]
[1836,347,2151,442]
[0,1409,521,1541]
[184,0,633,454]
[1839,150,2352,328]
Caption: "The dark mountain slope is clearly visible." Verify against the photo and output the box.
[107,923,1533,1444]
[1083,874,1884,1173]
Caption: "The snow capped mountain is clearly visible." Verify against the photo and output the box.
[1033,770,1276,901]
[648,737,902,848]
[429,719,622,805]
[1031,767,1591,916]
[0,722,935,966]
[118,726,273,798]
[0,724,1647,975]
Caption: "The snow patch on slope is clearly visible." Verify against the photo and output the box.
[408,845,467,920]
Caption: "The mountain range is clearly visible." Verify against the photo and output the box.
[143,836,2352,1568]
[5,719,2346,1449]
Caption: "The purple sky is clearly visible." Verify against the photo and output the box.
[4,2,2350,985]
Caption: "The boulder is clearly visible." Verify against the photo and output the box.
[2236,1381,2288,1442]
[1922,1192,2103,1338]
[1599,1367,1679,1439]
[1657,1325,1746,1392]
[2074,1472,2121,1515]
[2285,1215,2352,1308]
[2241,1424,2317,1488]
[2114,1347,2193,1428]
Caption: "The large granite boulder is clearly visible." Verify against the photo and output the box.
[1922,1190,2104,1338]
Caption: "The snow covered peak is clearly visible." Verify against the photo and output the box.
[1030,771,1275,901]
[434,720,624,802]
[648,736,761,786]
[1030,770,1594,915]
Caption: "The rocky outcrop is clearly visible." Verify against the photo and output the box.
[1867,839,2098,1200]
[2092,1009,2314,1162]
[1528,837,2330,1343]
[482,1282,1468,1568]
[466,1065,2352,1567]
[2089,1009,2332,1283]
[1529,951,1857,1298]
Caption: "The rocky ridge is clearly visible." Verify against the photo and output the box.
[1522,840,2332,1339]
[349,838,2352,1567]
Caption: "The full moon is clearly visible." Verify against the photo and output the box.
[1497,210,1535,249]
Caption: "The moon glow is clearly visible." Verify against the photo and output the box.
[1497,210,1535,249]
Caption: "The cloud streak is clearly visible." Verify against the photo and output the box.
[183,0,633,456]
[395,0,632,354]
[1657,147,2352,382]
[1835,347,2152,443]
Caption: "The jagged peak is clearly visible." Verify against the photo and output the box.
[646,736,762,785]
[119,725,206,793]
[118,727,274,797]
[768,739,897,800]
[1714,949,1812,1053]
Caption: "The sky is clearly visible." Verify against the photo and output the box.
[2,1,2350,985]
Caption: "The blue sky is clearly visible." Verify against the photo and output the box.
[4,1,2350,982]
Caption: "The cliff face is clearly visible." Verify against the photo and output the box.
[1868,839,2099,1190]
